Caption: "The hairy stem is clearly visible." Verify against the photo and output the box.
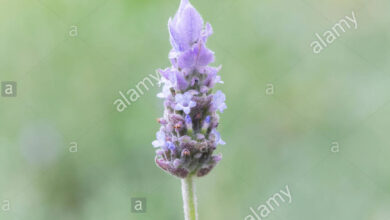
[181,175,198,220]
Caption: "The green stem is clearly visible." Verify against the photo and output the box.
[181,175,198,220]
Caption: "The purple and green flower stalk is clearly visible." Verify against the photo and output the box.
[153,0,226,219]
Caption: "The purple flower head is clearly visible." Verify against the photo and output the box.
[154,0,226,178]
[175,92,196,114]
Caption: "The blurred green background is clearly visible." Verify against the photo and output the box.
[0,0,389,219]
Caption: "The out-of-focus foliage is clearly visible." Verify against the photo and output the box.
[0,0,389,219]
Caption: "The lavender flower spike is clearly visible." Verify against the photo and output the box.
[154,0,226,179]
[153,1,226,219]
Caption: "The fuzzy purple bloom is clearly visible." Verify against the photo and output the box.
[153,0,226,178]
[212,90,227,113]
[175,92,196,114]
[152,130,166,148]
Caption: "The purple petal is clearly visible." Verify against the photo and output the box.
[168,19,181,51]
[201,22,213,43]
[195,42,214,66]
[169,0,204,51]
[183,107,191,114]
[185,115,192,124]
[177,48,196,69]
[169,0,191,51]
[203,66,221,87]
[189,101,196,108]
[176,4,204,47]
[175,71,188,91]
[167,142,176,151]
[212,129,226,145]
[212,154,222,162]
[212,90,227,113]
